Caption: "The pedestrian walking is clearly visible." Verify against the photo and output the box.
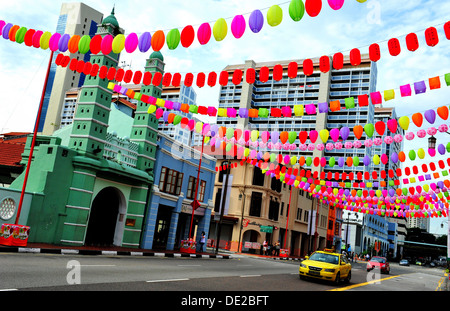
[275,241,280,256]
[198,231,206,253]
[263,240,268,255]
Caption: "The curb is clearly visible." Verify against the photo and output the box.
[0,246,231,259]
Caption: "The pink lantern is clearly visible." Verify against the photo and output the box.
[417,130,426,138]
[197,23,211,45]
[125,32,139,53]
[231,15,246,39]
[405,132,415,140]
[327,0,344,10]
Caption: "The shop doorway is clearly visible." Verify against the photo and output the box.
[85,187,125,247]
[152,205,173,250]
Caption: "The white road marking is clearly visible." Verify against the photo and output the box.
[146,278,190,283]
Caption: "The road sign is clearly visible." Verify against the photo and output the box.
[260,226,273,233]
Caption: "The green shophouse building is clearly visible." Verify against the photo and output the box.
[0,9,162,248]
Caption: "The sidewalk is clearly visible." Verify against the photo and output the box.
[0,242,231,259]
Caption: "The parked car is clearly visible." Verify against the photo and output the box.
[367,256,390,274]
[399,259,409,266]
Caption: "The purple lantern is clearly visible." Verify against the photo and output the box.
[318,102,328,113]
[340,126,350,140]
[138,32,152,52]
[363,155,370,166]
[338,157,345,167]
[414,81,427,94]
[438,144,446,155]
[58,33,71,52]
[231,15,246,39]
[249,10,264,33]
[271,131,280,143]
[424,109,436,124]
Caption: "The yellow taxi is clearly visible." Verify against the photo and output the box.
[299,249,351,284]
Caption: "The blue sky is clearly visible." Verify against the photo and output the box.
[0,0,449,234]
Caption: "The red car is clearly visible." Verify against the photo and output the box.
[366,256,390,274]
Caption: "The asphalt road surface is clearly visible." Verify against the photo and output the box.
[0,252,446,294]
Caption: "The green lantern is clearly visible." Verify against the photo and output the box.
[364,123,374,138]
[226,127,234,139]
[306,157,312,166]
[15,26,27,44]
[289,0,305,22]
[78,35,91,54]
[353,156,360,167]
[173,115,182,125]
[288,131,297,144]
[213,18,228,41]
[166,28,181,50]
[267,5,283,27]
[408,150,416,161]
[329,157,335,167]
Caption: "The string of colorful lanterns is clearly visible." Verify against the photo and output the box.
[0,1,367,54]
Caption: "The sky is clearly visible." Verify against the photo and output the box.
[0,0,449,235]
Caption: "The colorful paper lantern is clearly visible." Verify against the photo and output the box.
[289,0,305,21]
[151,30,165,51]
[319,129,329,143]
[24,29,36,47]
[424,109,436,124]
[405,33,419,51]
[208,71,217,87]
[219,71,229,86]
[398,116,410,131]
[78,35,91,54]
[245,68,255,84]
[369,43,380,62]
[310,130,318,143]
[375,121,385,136]
[101,34,113,55]
[437,106,449,120]
[273,64,283,81]
[414,81,426,94]
[138,32,152,52]
[197,23,211,45]
[340,127,350,140]
[89,34,102,54]
[231,15,246,38]
[388,38,401,56]
[328,0,344,10]
[305,0,322,17]
[48,32,61,51]
[249,10,264,33]
[319,56,330,73]
[364,123,374,138]
[303,59,314,76]
[166,28,181,50]
[213,18,228,41]
[267,5,283,27]
[181,25,195,48]
[124,32,138,53]
[353,125,363,140]
[172,73,181,87]
[333,52,344,70]
[350,48,361,66]
[259,66,269,83]
[425,27,439,47]
[400,84,411,97]
[288,62,298,78]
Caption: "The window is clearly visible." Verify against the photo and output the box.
[296,208,302,221]
[186,177,207,202]
[268,200,279,221]
[249,192,262,217]
[158,166,183,195]
[252,166,265,186]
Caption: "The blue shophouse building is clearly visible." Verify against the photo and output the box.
[141,133,216,250]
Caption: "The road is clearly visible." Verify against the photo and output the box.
[0,252,446,296]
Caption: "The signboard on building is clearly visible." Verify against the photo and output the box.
[260,226,273,233]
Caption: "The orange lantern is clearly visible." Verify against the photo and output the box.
[151,30,165,51]
[68,35,80,53]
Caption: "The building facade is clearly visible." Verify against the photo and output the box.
[141,134,216,250]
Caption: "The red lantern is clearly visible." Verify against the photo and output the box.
[69,58,78,71]
[162,72,172,87]
[90,34,102,54]
[196,72,206,88]
[184,73,193,87]
[98,65,108,79]
[219,71,229,86]
[83,62,92,76]
[319,56,330,73]
[90,63,99,76]
[180,25,195,48]
[133,70,142,84]
[273,64,283,81]
[172,73,181,87]
[303,59,313,76]
[287,62,298,79]
[143,71,152,85]
[375,121,385,136]
[124,70,133,83]
[305,0,322,17]
[115,68,124,82]
[76,61,85,74]
[55,53,64,66]
[425,27,439,47]
[405,33,419,51]
[106,66,116,80]
[245,68,255,84]
[444,21,450,40]
[349,48,361,66]
[152,71,163,86]
[333,52,343,70]
[232,69,243,85]
[208,71,217,87]
[259,66,269,83]
[388,38,401,56]
[372,171,378,180]
[24,29,36,47]
[369,43,380,62]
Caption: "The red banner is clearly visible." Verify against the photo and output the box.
[0,224,30,246]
